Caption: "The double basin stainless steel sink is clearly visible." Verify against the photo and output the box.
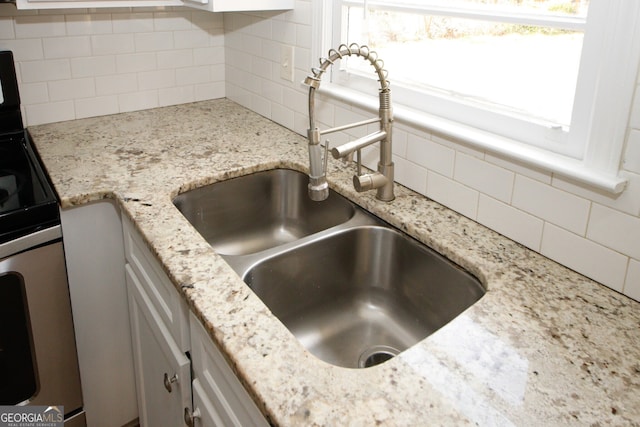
[173,169,485,369]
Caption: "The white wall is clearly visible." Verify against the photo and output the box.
[0,4,225,125]
[224,1,640,302]
[0,2,638,302]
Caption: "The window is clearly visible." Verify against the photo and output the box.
[313,0,640,193]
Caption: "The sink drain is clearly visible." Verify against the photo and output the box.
[358,345,400,368]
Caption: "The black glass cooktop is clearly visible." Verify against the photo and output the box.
[0,131,59,245]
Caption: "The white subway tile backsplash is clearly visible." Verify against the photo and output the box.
[75,95,119,119]
[193,46,224,65]
[0,17,15,40]
[512,175,590,235]
[251,94,271,118]
[118,89,158,112]
[138,69,175,90]
[0,39,43,61]
[625,259,640,301]
[159,85,194,106]
[455,152,514,203]
[260,78,282,104]
[541,223,628,292]
[295,23,311,49]
[21,59,71,83]
[271,103,295,130]
[478,195,543,251]
[587,204,640,260]
[43,36,92,59]
[3,7,225,133]
[91,33,135,55]
[248,16,271,39]
[95,73,137,95]
[71,55,116,77]
[20,82,48,104]
[272,22,295,45]
[173,29,211,49]
[153,12,193,31]
[25,100,75,125]
[15,15,66,39]
[243,34,265,58]
[135,31,174,52]
[65,14,113,36]
[48,77,95,101]
[393,157,428,195]
[176,65,210,85]
[406,133,455,178]
[209,63,225,80]
[427,172,479,220]
[194,81,224,101]
[191,11,223,30]
[112,12,154,34]
[116,52,157,73]
[485,153,552,184]
[392,127,408,157]
[251,56,272,80]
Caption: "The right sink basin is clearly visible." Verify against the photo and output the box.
[243,225,485,369]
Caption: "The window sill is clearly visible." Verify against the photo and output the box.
[319,84,628,194]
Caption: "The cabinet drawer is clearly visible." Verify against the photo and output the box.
[189,314,268,427]
[123,216,189,351]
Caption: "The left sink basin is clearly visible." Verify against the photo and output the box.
[173,169,355,256]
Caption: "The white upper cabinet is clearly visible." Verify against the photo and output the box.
[15,0,180,9]
[15,0,293,11]
[182,0,293,12]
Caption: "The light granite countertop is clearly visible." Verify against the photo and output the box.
[30,99,640,426]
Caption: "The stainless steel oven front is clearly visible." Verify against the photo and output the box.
[0,226,85,426]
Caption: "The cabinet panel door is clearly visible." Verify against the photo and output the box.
[190,314,268,427]
[127,264,192,427]
[123,216,190,352]
[192,379,227,427]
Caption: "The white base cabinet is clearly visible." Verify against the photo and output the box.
[123,216,268,427]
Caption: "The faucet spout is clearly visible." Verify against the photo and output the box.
[304,43,395,202]
[331,130,387,160]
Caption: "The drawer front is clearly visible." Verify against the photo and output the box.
[123,216,189,351]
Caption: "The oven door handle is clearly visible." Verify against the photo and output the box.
[0,225,61,259]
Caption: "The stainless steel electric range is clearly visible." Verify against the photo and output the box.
[0,50,86,426]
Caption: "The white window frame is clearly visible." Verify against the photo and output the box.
[311,0,640,194]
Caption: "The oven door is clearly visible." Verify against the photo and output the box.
[0,226,83,420]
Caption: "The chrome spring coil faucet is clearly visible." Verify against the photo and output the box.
[304,43,395,202]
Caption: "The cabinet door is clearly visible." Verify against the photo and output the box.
[127,264,192,427]
[191,379,227,427]
[189,314,268,427]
